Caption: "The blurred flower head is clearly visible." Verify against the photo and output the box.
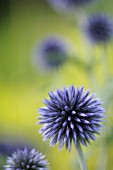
[38,85,105,151]
[4,148,49,170]
[0,142,30,156]
[35,36,68,71]
[0,142,17,156]
[84,14,113,44]
[48,0,97,11]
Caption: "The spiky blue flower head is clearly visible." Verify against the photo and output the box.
[36,36,68,70]
[38,85,105,151]
[4,148,49,170]
[84,14,113,43]
[48,0,97,11]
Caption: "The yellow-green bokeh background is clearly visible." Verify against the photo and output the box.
[0,0,113,169]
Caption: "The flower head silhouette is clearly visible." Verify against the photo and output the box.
[36,36,68,70]
[48,0,96,11]
[85,14,113,43]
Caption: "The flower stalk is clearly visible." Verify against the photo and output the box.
[76,142,88,170]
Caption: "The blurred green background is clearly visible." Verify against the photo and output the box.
[0,0,113,169]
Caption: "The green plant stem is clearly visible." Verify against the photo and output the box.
[95,144,108,170]
[100,44,113,106]
[69,56,88,70]
[85,44,98,91]
[102,44,110,83]
[76,142,88,170]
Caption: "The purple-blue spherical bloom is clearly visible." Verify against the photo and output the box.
[4,148,49,170]
[48,0,97,11]
[36,36,68,70]
[84,14,113,43]
[38,85,105,151]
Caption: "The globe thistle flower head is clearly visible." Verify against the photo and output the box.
[4,148,49,170]
[84,14,113,44]
[38,85,105,151]
[36,36,68,71]
[48,0,97,12]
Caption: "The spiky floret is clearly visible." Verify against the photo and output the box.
[84,14,113,43]
[4,148,49,170]
[36,36,68,70]
[48,0,96,11]
[38,85,105,151]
